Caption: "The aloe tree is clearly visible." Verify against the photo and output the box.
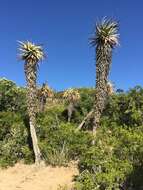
[90,18,119,140]
[38,83,54,112]
[63,88,80,122]
[18,41,45,164]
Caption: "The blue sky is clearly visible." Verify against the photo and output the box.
[0,0,143,91]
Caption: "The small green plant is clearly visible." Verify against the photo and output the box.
[41,142,69,166]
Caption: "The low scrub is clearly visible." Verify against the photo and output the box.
[74,125,143,190]
[1,79,143,189]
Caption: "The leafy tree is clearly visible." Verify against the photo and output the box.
[18,41,45,165]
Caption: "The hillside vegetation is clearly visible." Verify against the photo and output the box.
[0,78,143,189]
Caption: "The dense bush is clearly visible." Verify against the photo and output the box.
[0,78,27,114]
[74,125,143,190]
[37,106,92,166]
[77,88,95,114]
[1,79,143,189]
[0,112,33,167]
[0,101,92,167]
[103,86,143,127]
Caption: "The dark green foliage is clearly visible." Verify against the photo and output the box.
[66,88,95,124]
[39,122,92,166]
[37,106,92,166]
[103,86,143,127]
[77,88,95,113]
[0,79,143,189]
[0,106,92,167]
[75,125,143,190]
[0,112,33,167]
[0,78,27,114]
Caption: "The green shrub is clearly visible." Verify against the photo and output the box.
[38,120,92,166]
[0,78,27,113]
[0,112,33,167]
[70,88,95,124]
[37,108,92,166]
[75,125,143,190]
[103,86,143,127]
[0,104,92,167]
[1,80,143,189]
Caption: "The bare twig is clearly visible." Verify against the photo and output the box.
[76,109,94,131]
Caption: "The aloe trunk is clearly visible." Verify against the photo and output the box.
[25,61,42,164]
[90,18,119,143]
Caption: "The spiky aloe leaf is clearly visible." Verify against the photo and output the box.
[63,88,80,102]
[38,83,54,98]
[18,41,45,62]
[90,17,119,48]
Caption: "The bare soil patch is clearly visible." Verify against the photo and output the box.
[0,163,78,190]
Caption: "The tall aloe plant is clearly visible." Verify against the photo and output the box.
[18,41,45,164]
[90,18,119,141]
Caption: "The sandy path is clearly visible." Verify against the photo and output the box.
[0,163,78,190]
